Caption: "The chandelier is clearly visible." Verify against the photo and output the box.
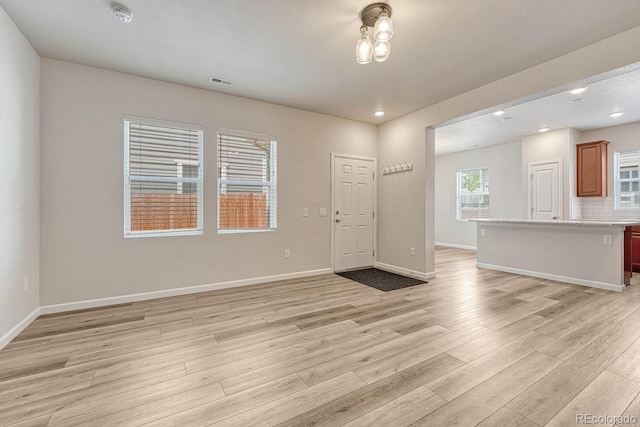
[355,3,393,64]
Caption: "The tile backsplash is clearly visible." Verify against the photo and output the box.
[575,196,640,219]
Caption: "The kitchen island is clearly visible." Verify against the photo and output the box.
[471,219,640,292]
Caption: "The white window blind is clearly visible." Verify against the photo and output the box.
[217,129,277,232]
[124,116,203,237]
[615,149,640,209]
[457,168,490,220]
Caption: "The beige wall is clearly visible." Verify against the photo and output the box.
[378,26,640,277]
[10,15,640,319]
[40,59,377,306]
[0,7,40,342]
[376,116,432,276]
[435,141,523,249]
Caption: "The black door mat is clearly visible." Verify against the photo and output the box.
[336,268,427,292]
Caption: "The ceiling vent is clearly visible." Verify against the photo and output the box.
[210,77,235,86]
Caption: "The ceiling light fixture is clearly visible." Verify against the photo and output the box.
[570,87,588,95]
[609,111,624,118]
[494,110,505,116]
[112,5,133,23]
[355,3,393,64]
[538,127,550,133]
[374,110,385,117]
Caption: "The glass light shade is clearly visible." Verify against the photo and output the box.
[373,40,390,62]
[355,27,373,64]
[374,12,393,41]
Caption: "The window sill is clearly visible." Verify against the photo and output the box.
[125,229,203,238]
[217,228,276,235]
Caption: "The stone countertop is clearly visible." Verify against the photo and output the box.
[470,218,640,227]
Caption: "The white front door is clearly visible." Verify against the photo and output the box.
[530,160,562,220]
[333,156,374,271]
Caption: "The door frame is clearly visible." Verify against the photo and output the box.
[330,153,377,272]
[528,159,563,220]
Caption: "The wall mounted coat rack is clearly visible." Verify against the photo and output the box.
[382,161,413,175]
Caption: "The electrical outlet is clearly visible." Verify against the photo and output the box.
[23,277,29,292]
[302,208,308,217]
[319,208,327,217]
[480,228,486,237]
[284,249,291,258]
[410,247,415,256]
[603,235,612,245]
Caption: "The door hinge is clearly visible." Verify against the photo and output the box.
[373,211,375,218]
[373,250,375,256]
[531,173,534,180]
[373,172,375,180]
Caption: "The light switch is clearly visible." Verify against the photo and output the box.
[320,208,327,217]
[302,208,308,217]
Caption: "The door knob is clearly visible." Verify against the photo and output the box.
[335,218,341,223]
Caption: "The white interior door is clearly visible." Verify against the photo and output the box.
[333,156,374,271]
[530,160,562,220]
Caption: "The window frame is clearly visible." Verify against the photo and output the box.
[456,167,490,221]
[217,128,277,234]
[124,115,204,238]
[614,149,640,210]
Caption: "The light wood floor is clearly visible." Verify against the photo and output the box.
[4,247,640,426]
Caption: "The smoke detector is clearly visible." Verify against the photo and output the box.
[112,5,133,23]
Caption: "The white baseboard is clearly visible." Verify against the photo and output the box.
[0,307,40,350]
[40,268,333,315]
[476,262,623,292]
[374,262,435,281]
[435,242,477,251]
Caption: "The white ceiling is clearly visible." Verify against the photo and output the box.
[435,64,640,156]
[3,0,640,127]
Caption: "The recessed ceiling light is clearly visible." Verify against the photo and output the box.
[570,87,587,95]
[538,127,550,133]
[502,116,512,121]
[571,98,585,103]
[609,111,624,118]
[112,5,133,23]
[494,110,505,116]
[468,144,479,148]
[374,110,385,117]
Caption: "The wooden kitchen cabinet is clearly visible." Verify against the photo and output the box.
[576,140,609,197]
[632,226,640,273]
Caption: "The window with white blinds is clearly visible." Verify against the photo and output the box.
[456,168,490,220]
[124,116,203,237]
[615,149,640,209]
[217,129,277,232]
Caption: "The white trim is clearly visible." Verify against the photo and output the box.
[40,268,333,315]
[331,153,378,272]
[528,159,563,220]
[374,261,435,281]
[476,262,623,292]
[125,115,203,131]
[456,167,490,221]
[0,307,40,350]
[435,242,477,251]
